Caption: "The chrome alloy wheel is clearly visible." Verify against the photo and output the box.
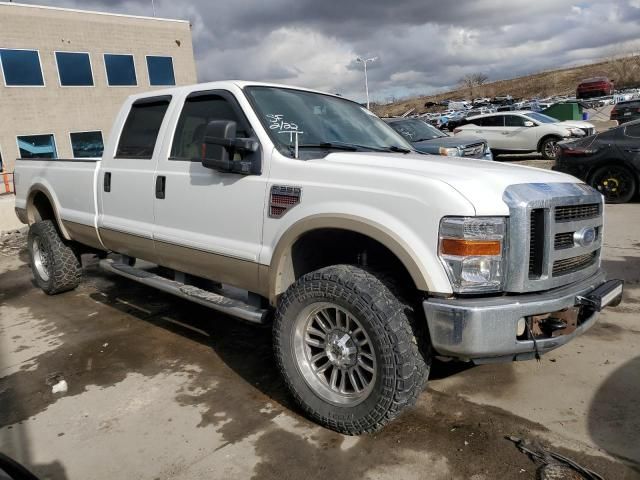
[292,303,377,406]
[31,236,51,282]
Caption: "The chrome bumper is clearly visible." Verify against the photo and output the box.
[423,271,617,363]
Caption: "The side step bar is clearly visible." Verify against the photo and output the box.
[99,259,270,324]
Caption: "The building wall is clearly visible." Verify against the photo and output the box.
[0,3,198,172]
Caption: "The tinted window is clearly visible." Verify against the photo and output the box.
[505,115,526,127]
[147,56,175,86]
[55,52,93,86]
[480,116,504,127]
[0,49,44,86]
[171,94,246,160]
[116,97,171,158]
[104,54,137,86]
[625,123,640,138]
[70,131,104,157]
[17,134,57,159]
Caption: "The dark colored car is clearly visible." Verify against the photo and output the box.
[610,100,640,124]
[554,120,640,203]
[576,77,614,99]
[383,117,492,160]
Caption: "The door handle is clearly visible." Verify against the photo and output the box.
[501,131,510,135]
[103,172,111,192]
[155,175,166,199]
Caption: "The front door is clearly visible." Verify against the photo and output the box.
[97,95,173,262]
[152,89,267,292]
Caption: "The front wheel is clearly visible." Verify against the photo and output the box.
[273,265,430,435]
[590,165,637,203]
[540,136,561,160]
[28,220,82,295]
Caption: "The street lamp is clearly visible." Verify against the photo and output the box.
[356,56,377,109]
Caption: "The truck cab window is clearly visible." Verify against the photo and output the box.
[116,97,171,159]
[170,94,247,160]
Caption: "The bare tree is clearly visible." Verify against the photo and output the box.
[459,72,490,98]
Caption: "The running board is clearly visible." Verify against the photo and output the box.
[99,259,270,324]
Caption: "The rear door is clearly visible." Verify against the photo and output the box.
[97,95,173,262]
[470,115,505,149]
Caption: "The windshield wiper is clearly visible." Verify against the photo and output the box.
[295,142,359,151]
[383,145,412,153]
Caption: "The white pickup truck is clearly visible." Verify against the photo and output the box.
[14,81,623,435]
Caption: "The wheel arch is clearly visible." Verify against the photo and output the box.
[537,133,563,152]
[25,184,71,240]
[265,215,430,305]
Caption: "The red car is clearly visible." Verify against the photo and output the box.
[576,77,614,99]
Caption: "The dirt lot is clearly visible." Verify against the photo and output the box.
[1,203,639,480]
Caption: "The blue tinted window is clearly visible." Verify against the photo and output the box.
[0,49,44,86]
[56,52,94,86]
[70,131,104,158]
[147,56,175,86]
[17,134,57,159]
[104,54,137,86]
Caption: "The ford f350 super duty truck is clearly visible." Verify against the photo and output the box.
[14,81,623,435]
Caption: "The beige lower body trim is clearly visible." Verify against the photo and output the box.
[63,221,105,250]
[99,228,158,264]
[154,240,264,296]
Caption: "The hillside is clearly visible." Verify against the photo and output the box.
[374,55,640,117]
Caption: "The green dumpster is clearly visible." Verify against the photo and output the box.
[541,102,583,121]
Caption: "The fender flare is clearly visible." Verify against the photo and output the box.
[265,214,431,304]
[25,183,71,240]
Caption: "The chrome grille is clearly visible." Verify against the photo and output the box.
[462,143,485,158]
[503,183,603,293]
[555,203,599,222]
[553,252,598,276]
[554,232,574,249]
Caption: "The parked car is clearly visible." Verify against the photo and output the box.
[384,117,492,160]
[14,81,623,435]
[576,77,614,99]
[454,111,595,159]
[554,120,640,203]
[610,99,640,125]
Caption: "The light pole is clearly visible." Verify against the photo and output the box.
[356,56,377,109]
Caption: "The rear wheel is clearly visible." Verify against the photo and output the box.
[590,165,637,203]
[28,220,82,295]
[273,265,431,435]
[540,136,561,160]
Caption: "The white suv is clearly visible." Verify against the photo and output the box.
[454,111,595,159]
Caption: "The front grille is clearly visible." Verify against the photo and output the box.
[529,209,545,278]
[553,252,598,276]
[554,232,574,249]
[555,203,599,222]
[462,143,485,158]
[580,127,595,136]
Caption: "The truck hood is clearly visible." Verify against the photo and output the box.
[322,152,579,215]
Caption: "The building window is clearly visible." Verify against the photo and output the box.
[104,53,137,86]
[17,134,57,159]
[70,131,104,158]
[116,97,171,159]
[146,56,175,86]
[0,49,44,86]
[55,52,94,86]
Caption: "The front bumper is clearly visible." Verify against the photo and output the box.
[423,271,622,363]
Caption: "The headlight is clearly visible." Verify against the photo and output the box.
[567,128,585,137]
[439,146,462,156]
[438,216,506,293]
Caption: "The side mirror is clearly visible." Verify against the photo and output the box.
[201,120,260,174]
[524,120,535,127]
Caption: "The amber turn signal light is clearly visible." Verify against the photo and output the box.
[440,238,501,256]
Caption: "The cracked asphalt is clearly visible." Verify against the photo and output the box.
[0,203,639,480]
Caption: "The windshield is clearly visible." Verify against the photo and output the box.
[388,118,447,142]
[525,112,559,124]
[244,86,413,156]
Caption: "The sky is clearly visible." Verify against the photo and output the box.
[9,0,640,102]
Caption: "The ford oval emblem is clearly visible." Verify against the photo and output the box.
[574,226,596,247]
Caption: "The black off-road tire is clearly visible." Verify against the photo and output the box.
[273,264,431,435]
[28,220,82,295]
